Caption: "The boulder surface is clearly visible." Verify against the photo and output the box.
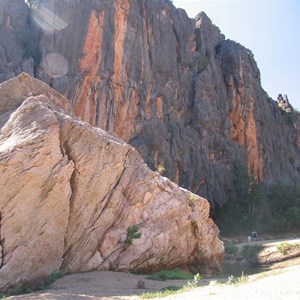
[0,73,223,290]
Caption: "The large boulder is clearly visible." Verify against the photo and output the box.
[0,73,224,290]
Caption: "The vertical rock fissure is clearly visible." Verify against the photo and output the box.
[27,6,42,77]
[60,158,77,269]
[89,148,138,270]
[60,143,132,271]
[93,148,133,232]
[171,19,181,65]
[56,120,78,270]
[143,1,154,73]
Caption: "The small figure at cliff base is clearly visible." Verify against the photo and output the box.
[251,230,258,241]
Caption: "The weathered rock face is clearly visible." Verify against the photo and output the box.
[0,0,34,81]
[0,73,223,290]
[1,0,299,208]
[24,0,299,207]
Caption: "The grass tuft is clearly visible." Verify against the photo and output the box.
[141,285,191,299]
[226,271,249,286]
[277,242,300,255]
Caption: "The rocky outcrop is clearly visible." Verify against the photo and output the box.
[0,0,299,208]
[0,73,223,290]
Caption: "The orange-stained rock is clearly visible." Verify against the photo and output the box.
[1,0,300,209]
[29,0,300,208]
[74,10,104,125]
[0,74,224,291]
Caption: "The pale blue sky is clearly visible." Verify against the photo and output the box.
[174,0,300,109]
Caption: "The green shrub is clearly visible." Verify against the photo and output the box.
[146,269,192,281]
[185,273,201,287]
[0,272,65,298]
[10,283,23,296]
[45,272,65,286]
[241,245,263,258]
[225,244,238,255]
[276,242,299,255]
[215,160,300,235]
[156,164,165,175]
[125,225,141,246]
[277,242,290,254]
[0,282,26,298]
[188,193,197,207]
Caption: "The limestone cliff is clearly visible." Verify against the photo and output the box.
[1,0,299,208]
[0,73,223,290]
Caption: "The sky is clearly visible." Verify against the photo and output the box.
[173,0,300,109]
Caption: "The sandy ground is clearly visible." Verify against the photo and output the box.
[6,271,189,300]
[6,239,300,300]
[6,265,300,300]
[235,238,300,251]
[161,264,300,300]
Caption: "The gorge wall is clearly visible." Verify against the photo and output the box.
[1,0,300,208]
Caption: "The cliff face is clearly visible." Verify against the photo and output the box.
[0,73,223,290]
[1,0,299,207]
[0,0,34,81]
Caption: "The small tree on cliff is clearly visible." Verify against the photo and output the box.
[124,225,141,246]
[25,0,35,7]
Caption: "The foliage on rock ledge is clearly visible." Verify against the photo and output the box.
[215,161,300,235]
